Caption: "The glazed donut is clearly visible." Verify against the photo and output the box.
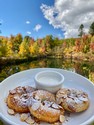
[56,88,89,112]
[28,90,65,123]
[7,86,35,113]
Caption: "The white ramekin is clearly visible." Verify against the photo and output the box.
[34,70,64,93]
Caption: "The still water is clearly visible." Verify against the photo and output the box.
[0,58,94,83]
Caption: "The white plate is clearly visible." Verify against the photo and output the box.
[0,68,94,125]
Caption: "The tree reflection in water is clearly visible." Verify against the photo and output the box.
[0,58,94,83]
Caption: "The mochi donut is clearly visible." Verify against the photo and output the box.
[56,88,89,112]
[7,86,35,113]
[28,90,65,123]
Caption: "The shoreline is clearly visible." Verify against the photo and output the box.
[64,52,94,62]
[47,52,94,62]
[0,52,94,66]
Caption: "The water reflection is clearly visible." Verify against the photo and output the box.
[0,58,94,83]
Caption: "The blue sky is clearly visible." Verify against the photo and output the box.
[0,0,94,39]
[0,0,64,39]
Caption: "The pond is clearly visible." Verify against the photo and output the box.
[0,58,94,83]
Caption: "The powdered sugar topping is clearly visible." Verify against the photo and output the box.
[57,88,89,105]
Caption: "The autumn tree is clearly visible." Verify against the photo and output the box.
[15,34,23,51]
[29,38,35,46]
[43,35,54,54]
[19,37,30,57]
[53,37,60,46]
[7,41,14,56]
[75,39,81,52]
[89,22,94,36]
[37,38,46,55]
[9,34,23,53]
[0,38,8,57]
[24,36,30,42]
[29,38,35,55]
[9,35,16,52]
[32,42,39,55]
[29,45,35,55]
[90,36,94,53]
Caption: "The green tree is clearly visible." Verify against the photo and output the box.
[78,24,84,37]
[89,22,94,36]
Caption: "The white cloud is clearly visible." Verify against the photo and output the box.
[40,0,94,38]
[26,21,31,24]
[34,24,42,32]
[26,31,31,35]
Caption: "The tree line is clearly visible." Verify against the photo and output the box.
[0,35,63,58]
[0,22,94,59]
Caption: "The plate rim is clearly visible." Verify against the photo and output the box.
[0,68,94,125]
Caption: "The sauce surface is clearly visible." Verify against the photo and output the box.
[38,76,60,86]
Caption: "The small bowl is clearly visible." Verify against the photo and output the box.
[34,70,64,93]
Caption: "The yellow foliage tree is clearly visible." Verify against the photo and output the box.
[19,41,29,57]
[29,45,35,55]
[7,41,14,56]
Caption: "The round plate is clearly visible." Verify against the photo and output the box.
[0,68,94,125]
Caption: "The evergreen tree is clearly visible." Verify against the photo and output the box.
[89,22,94,36]
[78,24,84,37]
